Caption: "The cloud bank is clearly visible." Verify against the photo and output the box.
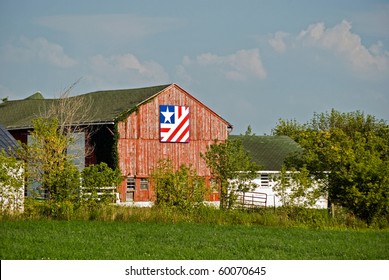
[268,31,289,53]
[2,37,76,68]
[298,20,388,73]
[268,20,389,76]
[180,48,267,82]
[87,53,169,87]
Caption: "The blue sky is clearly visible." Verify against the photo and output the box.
[1,0,388,134]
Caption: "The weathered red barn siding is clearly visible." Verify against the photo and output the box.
[117,84,230,202]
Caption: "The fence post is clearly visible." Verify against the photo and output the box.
[273,196,276,213]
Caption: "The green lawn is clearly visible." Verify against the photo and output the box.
[1,220,388,260]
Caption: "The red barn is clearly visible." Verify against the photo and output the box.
[0,84,232,203]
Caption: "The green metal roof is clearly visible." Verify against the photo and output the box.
[229,135,302,171]
[0,84,171,129]
[25,92,44,100]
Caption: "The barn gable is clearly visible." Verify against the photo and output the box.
[117,84,232,202]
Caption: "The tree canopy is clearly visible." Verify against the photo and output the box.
[273,109,389,224]
[202,129,261,209]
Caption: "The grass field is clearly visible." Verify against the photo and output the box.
[1,220,388,260]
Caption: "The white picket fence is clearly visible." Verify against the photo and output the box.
[80,186,120,203]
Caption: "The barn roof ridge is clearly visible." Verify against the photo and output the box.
[0,84,171,129]
[170,83,232,129]
[0,83,232,130]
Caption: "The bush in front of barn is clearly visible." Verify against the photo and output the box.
[20,162,121,220]
[151,159,209,212]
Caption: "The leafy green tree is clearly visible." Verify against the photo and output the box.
[272,165,292,207]
[19,117,80,202]
[46,161,80,202]
[273,165,325,208]
[151,159,208,210]
[201,132,261,210]
[81,162,122,204]
[273,109,389,224]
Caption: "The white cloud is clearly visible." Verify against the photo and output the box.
[181,49,267,81]
[1,37,77,68]
[369,41,385,56]
[298,20,389,73]
[87,53,169,87]
[268,31,288,53]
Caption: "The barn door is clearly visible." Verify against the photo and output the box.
[126,177,135,201]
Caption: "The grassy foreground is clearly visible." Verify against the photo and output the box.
[1,219,388,260]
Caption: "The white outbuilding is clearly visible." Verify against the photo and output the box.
[0,124,24,212]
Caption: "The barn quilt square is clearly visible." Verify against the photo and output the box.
[160,105,190,143]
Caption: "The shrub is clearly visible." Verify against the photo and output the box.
[47,162,80,203]
[81,162,122,204]
[151,159,209,211]
[50,200,74,220]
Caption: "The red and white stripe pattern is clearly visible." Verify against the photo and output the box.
[160,105,190,143]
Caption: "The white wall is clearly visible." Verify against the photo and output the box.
[0,163,24,212]
[249,171,327,209]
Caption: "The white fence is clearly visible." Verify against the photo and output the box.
[79,186,120,203]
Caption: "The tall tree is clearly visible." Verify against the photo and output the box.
[20,117,80,202]
[273,109,389,224]
[201,131,261,210]
[19,81,94,202]
[42,79,94,162]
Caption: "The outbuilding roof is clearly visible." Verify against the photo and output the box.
[0,123,19,156]
[229,135,302,171]
[0,84,171,129]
